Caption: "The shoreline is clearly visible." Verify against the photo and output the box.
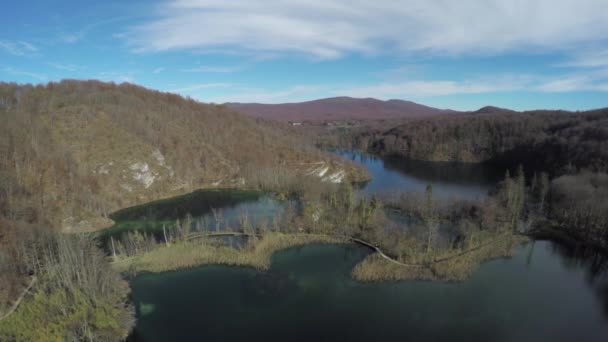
[114,231,529,283]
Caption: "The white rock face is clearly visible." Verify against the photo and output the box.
[306,161,344,183]
[93,161,114,175]
[152,149,174,177]
[130,162,156,188]
[152,149,166,166]
[323,170,345,183]
[316,166,329,177]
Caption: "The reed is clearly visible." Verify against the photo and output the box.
[113,233,345,274]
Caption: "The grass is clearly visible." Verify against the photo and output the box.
[0,288,131,342]
[352,233,527,282]
[113,229,529,284]
[112,232,346,274]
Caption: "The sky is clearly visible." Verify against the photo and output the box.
[1,0,608,111]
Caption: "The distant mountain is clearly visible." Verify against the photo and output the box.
[226,97,455,122]
[473,106,516,114]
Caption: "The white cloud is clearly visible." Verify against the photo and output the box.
[169,83,232,93]
[49,63,86,72]
[191,71,608,104]
[335,75,534,98]
[338,71,608,99]
[180,65,242,73]
[536,72,608,92]
[204,85,327,103]
[0,40,39,56]
[98,71,136,83]
[339,81,498,98]
[129,0,608,59]
[2,67,47,81]
[153,67,165,74]
[559,49,608,68]
[60,32,86,44]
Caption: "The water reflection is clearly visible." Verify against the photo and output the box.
[333,150,504,200]
[543,241,608,318]
[129,242,608,342]
[101,189,288,242]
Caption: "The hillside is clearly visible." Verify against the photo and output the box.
[346,107,608,172]
[226,97,454,123]
[0,81,367,233]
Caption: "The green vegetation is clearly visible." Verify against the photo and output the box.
[2,79,606,340]
[113,233,345,274]
[107,170,530,283]
[0,288,130,342]
[547,171,608,250]
[0,80,367,232]
[0,225,133,341]
[323,107,608,173]
[317,106,608,252]
[353,233,526,282]
[0,80,367,341]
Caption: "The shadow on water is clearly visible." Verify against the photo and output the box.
[542,240,608,318]
[122,150,608,341]
[111,189,262,222]
[332,150,504,200]
[128,242,608,342]
[99,189,288,243]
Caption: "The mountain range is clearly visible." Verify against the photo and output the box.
[226,96,456,122]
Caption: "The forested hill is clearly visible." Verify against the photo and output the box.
[226,97,454,123]
[0,80,366,232]
[344,107,608,173]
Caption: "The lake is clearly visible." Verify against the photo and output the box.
[106,150,502,241]
[100,189,289,243]
[129,242,608,341]
[125,151,608,341]
[333,149,504,200]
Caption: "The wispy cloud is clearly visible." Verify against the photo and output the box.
[59,16,134,44]
[338,71,608,99]
[559,49,608,68]
[180,65,242,73]
[0,40,39,56]
[204,85,328,103]
[199,71,608,104]
[48,63,86,72]
[153,67,165,74]
[2,67,47,81]
[536,70,608,92]
[129,0,608,59]
[98,71,137,83]
[336,79,528,99]
[169,83,232,93]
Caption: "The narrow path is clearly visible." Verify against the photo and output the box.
[349,238,425,268]
[0,276,36,322]
[186,231,513,268]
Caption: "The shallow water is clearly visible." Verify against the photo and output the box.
[125,151,608,341]
[333,150,504,200]
[101,189,288,242]
[105,151,501,241]
[129,242,608,342]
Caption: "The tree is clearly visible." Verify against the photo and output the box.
[424,184,438,254]
[539,172,549,213]
[502,166,525,231]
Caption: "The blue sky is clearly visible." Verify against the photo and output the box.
[1,0,608,110]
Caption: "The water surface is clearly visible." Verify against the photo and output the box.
[334,150,503,200]
[129,242,608,341]
[101,189,288,241]
[125,151,608,341]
